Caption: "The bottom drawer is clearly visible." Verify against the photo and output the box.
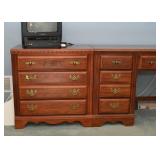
[20,100,86,116]
[99,99,130,114]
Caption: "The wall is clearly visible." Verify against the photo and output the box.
[4,22,156,75]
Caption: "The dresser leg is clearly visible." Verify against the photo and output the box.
[15,119,28,129]
[122,118,134,126]
[80,120,92,127]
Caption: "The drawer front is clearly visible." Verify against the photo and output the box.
[99,99,130,114]
[19,72,87,85]
[100,71,132,84]
[138,56,156,70]
[20,100,86,115]
[101,55,132,69]
[19,86,87,99]
[18,56,87,70]
[100,84,130,97]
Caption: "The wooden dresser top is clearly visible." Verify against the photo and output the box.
[11,44,156,54]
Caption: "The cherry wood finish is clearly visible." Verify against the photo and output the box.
[19,85,87,100]
[93,51,136,127]
[137,51,156,70]
[18,56,87,71]
[99,99,130,114]
[20,100,86,116]
[100,71,132,84]
[100,55,132,70]
[100,84,131,97]
[18,72,87,85]
[11,46,156,128]
[138,55,156,70]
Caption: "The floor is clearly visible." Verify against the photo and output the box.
[4,110,156,136]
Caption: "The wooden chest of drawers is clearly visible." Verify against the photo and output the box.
[11,46,156,128]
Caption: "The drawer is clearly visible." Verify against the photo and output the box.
[19,86,87,100]
[20,100,86,115]
[100,71,132,84]
[100,55,132,69]
[138,56,156,70]
[100,84,130,97]
[99,99,130,114]
[19,72,87,85]
[18,56,87,70]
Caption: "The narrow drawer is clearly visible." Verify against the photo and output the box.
[19,86,87,100]
[18,56,87,70]
[138,56,156,70]
[20,100,86,115]
[99,99,130,114]
[100,71,132,84]
[100,55,132,69]
[19,72,87,85]
[100,84,130,97]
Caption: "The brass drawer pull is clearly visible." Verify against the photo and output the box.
[26,89,37,96]
[111,88,120,94]
[109,103,119,109]
[25,61,36,65]
[69,88,80,96]
[148,60,155,65]
[70,104,80,110]
[111,73,121,80]
[112,60,121,65]
[69,74,80,81]
[25,74,37,80]
[27,104,37,112]
[70,60,80,65]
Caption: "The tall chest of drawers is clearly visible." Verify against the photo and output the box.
[11,46,156,128]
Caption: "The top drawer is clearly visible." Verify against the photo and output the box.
[100,55,132,70]
[18,56,87,71]
[138,55,156,70]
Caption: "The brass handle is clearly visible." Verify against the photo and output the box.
[111,73,121,80]
[111,88,120,94]
[70,104,80,110]
[26,89,37,96]
[109,102,119,109]
[25,74,37,80]
[25,61,35,65]
[69,74,80,81]
[27,104,37,112]
[112,60,121,65]
[70,60,80,65]
[69,88,80,96]
[148,60,155,65]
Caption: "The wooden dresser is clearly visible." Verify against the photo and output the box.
[11,45,156,128]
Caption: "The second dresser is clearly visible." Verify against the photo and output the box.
[93,50,137,126]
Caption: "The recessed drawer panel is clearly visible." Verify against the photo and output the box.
[19,86,87,100]
[20,100,86,115]
[100,71,132,84]
[101,55,132,69]
[99,99,130,114]
[138,56,156,70]
[18,56,87,70]
[19,72,87,85]
[100,84,131,97]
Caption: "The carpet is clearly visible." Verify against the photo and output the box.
[4,110,156,136]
